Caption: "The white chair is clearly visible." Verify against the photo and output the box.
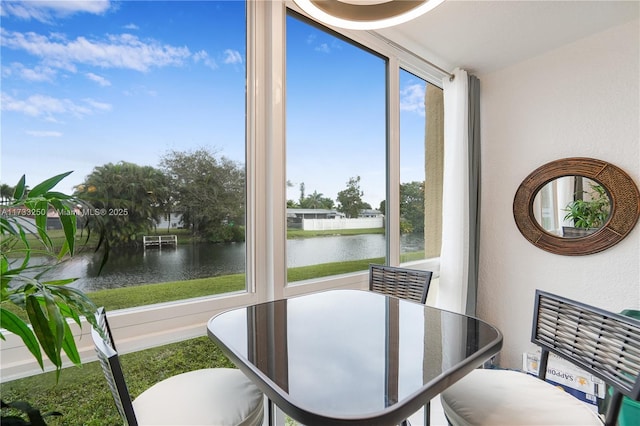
[91,307,264,426]
[440,290,640,426]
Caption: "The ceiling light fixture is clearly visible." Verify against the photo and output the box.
[293,0,446,30]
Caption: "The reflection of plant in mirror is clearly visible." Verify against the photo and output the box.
[563,183,610,229]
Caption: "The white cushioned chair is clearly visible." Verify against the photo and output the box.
[91,307,264,426]
[440,290,640,426]
[441,369,602,425]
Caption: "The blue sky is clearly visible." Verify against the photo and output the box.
[1,0,427,208]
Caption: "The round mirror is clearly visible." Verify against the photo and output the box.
[513,158,640,255]
[532,176,612,238]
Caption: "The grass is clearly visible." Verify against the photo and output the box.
[87,274,246,311]
[1,231,427,424]
[2,253,427,319]
[0,337,232,425]
[286,227,384,238]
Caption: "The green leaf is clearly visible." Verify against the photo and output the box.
[50,199,77,256]
[42,278,77,286]
[49,286,97,328]
[13,175,26,200]
[25,296,61,369]
[34,200,53,251]
[61,320,81,366]
[42,290,65,359]
[44,191,72,199]
[27,171,73,198]
[0,217,20,237]
[0,307,44,369]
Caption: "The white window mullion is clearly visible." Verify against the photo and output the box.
[251,0,287,302]
[387,56,401,265]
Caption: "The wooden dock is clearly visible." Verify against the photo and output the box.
[143,235,177,249]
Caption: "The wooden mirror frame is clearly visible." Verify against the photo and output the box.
[513,158,640,255]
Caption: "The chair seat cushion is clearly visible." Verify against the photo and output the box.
[133,368,263,426]
[440,369,602,426]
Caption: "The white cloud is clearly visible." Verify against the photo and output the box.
[222,49,243,65]
[400,83,425,116]
[82,98,111,111]
[315,43,330,54]
[308,38,341,54]
[26,130,63,137]
[193,50,218,70]
[122,86,157,97]
[85,72,111,86]
[1,92,110,120]
[0,0,112,23]
[3,62,57,82]
[123,23,139,30]
[0,28,192,72]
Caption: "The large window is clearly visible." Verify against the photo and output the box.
[1,0,450,379]
[399,70,443,263]
[1,1,248,307]
[285,13,387,283]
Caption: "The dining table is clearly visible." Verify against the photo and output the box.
[207,289,503,426]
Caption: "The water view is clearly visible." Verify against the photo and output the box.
[38,234,424,291]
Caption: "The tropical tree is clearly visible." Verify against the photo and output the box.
[400,181,425,234]
[75,162,169,247]
[337,176,366,218]
[0,184,15,205]
[298,182,306,206]
[300,190,334,209]
[160,148,245,242]
[378,182,425,234]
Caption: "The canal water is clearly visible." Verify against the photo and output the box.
[37,234,424,291]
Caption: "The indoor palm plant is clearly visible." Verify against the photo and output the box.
[1,172,105,424]
[562,182,610,236]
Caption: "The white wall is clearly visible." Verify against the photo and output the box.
[302,217,383,230]
[478,19,640,369]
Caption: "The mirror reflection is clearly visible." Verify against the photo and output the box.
[532,176,611,238]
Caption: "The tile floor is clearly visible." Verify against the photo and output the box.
[406,395,448,425]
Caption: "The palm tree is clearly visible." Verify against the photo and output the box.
[75,162,168,246]
[0,183,15,205]
[306,191,324,209]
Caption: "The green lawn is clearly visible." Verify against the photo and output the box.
[1,234,426,424]
[2,253,426,320]
[0,337,231,425]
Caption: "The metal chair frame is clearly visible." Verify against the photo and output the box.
[532,290,640,426]
[91,307,138,425]
[369,264,434,426]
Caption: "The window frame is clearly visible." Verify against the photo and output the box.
[281,1,446,295]
[0,0,448,381]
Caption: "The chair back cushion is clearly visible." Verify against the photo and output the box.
[369,264,433,304]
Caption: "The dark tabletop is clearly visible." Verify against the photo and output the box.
[208,289,502,426]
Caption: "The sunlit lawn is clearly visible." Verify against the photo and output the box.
[1,231,425,424]
[1,337,231,425]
